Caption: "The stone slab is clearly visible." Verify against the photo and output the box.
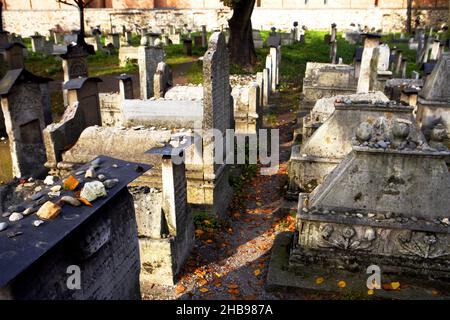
[267,232,450,300]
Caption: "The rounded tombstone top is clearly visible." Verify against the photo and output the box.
[271,26,276,32]
[293,21,299,27]
[140,35,149,46]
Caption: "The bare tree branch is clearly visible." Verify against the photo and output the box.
[56,0,94,9]
[56,0,79,8]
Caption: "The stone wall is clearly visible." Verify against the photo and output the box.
[4,7,449,36]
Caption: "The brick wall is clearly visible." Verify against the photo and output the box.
[3,6,448,36]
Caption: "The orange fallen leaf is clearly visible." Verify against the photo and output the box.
[206,239,213,244]
[199,287,209,293]
[63,175,79,191]
[198,279,208,286]
[254,269,261,277]
[78,197,93,207]
[228,289,240,295]
[431,289,439,296]
[214,282,222,287]
[227,284,239,289]
[175,284,186,295]
[315,277,325,285]
[337,280,346,288]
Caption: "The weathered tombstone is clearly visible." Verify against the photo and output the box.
[267,27,281,48]
[394,49,403,76]
[262,68,270,106]
[369,44,392,92]
[256,72,264,108]
[329,23,338,64]
[60,41,94,106]
[118,74,134,100]
[169,34,181,45]
[194,35,203,48]
[270,48,279,91]
[3,43,26,70]
[284,123,450,296]
[301,62,357,110]
[0,69,51,178]
[183,38,193,56]
[401,58,407,78]
[109,33,121,49]
[416,28,425,62]
[31,33,45,53]
[357,33,381,93]
[265,55,272,96]
[201,25,207,47]
[63,77,102,127]
[139,145,194,285]
[416,52,450,136]
[138,34,164,99]
[429,39,441,61]
[253,30,263,49]
[288,98,423,197]
[153,62,172,99]
[198,31,234,215]
[53,31,64,45]
[125,31,133,45]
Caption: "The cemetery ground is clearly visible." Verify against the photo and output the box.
[2,30,442,300]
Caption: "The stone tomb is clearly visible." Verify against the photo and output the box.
[288,98,426,197]
[416,52,450,138]
[301,91,389,142]
[0,156,149,299]
[46,32,234,218]
[289,123,450,283]
[0,69,51,178]
[300,62,357,111]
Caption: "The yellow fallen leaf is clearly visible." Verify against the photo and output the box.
[215,282,222,287]
[195,229,205,236]
[337,280,346,288]
[254,269,261,277]
[391,282,401,290]
[198,279,208,286]
[199,287,209,293]
[367,289,375,295]
[315,277,325,285]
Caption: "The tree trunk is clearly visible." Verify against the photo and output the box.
[79,5,85,37]
[228,0,257,68]
[406,0,413,34]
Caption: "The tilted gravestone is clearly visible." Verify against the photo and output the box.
[416,52,450,137]
[0,69,51,178]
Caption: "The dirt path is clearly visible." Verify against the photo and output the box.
[142,87,307,300]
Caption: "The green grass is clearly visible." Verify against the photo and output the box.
[23,30,424,88]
